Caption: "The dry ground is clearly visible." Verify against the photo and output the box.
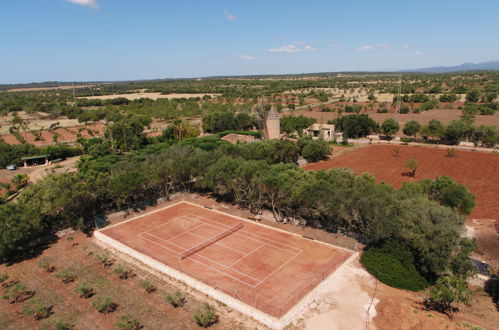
[303,145,499,220]
[1,193,497,329]
[287,108,499,135]
[79,92,221,101]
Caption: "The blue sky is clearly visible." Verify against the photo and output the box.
[1,0,498,83]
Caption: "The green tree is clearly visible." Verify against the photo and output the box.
[300,139,331,162]
[106,115,151,152]
[380,119,400,138]
[404,158,419,177]
[402,121,420,139]
[331,114,378,138]
[427,275,472,319]
[465,88,481,103]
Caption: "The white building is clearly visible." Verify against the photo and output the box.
[304,123,342,142]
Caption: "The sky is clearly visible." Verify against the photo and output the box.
[1,0,499,83]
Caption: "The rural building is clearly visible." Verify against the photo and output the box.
[304,123,340,141]
[21,155,49,167]
[220,133,255,144]
[264,106,280,139]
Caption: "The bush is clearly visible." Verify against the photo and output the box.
[92,296,117,314]
[0,273,8,283]
[139,279,156,293]
[23,298,52,320]
[95,251,113,267]
[75,282,94,298]
[193,303,218,328]
[38,258,55,273]
[52,319,74,330]
[2,282,34,303]
[400,137,412,143]
[399,105,410,114]
[115,314,142,330]
[56,269,76,284]
[360,241,429,291]
[166,291,186,308]
[300,140,331,162]
[113,264,134,280]
[446,148,457,158]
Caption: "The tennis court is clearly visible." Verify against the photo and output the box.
[96,201,353,325]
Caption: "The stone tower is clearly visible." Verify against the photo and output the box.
[265,106,280,140]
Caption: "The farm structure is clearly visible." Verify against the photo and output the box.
[95,201,353,329]
[303,145,499,219]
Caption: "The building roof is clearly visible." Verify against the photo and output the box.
[21,155,48,161]
[220,133,255,144]
[307,123,335,131]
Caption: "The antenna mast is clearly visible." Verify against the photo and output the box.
[396,73,402,123]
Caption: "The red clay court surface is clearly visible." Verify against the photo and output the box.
[100,202,352,318]
[303,145,499,219]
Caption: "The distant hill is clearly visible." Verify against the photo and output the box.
[404,60,499,73]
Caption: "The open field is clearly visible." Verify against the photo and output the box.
[98,201,352,327]
[79,92,221,101]
[5,84,96,92]
[287,108,499,135]
[0,112,80,135]
[303,145,499,219]
[0,123,105,146]
[0,230,258,330]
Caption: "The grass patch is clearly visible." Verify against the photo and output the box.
[115,313,142,330]
[92,295,117,314]
[75,282,94,298]
[139,279,156,293]
[55,268,76,284]
[23,298,52,320]
[166,291,186,308]
[193,303,218,328]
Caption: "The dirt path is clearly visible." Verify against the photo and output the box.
[296,257,378,330]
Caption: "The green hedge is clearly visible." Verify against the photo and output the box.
[360,242,429,291]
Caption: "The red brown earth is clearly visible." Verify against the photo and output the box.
[304,145,499,219]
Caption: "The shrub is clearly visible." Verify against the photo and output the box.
[0,273,8,283]
[95,251,113,267]
[400,137,412,143]
[56,269,76,284]
[399,105,410,114]
[23,298,52,320]
[139,279,156,293]
[38,258,55,273]
[193,303,218,328]
[115,314,142,330]
[52,319,74,330]
[446,148,457,158]
[113,264,134,280]
[360,241,429,291]
[75,282,94,298]
[92,296,117,314]
[2,282,34,303]
[166,291,186,308]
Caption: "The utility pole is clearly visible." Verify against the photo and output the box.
[396,73,402,123]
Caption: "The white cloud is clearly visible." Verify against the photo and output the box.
[65,0,99,10]
[293,41,307,45]
[268,44,316,53]
[357,45,374,51]
[328,43,342,48]
[403,44,411,49]
[237,54,256,60]
[224,9,236,21]
[415,51,423,55]
[378,43,390,49]
[269,45,302,53]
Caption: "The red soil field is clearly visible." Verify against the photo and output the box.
[304,145,499,219]
[0,124,105,146]
[100,202,352,318]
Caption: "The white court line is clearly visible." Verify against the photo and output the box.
[228,244,265,268]
[184,213,302,255]
[187,231,251,255]
[140,232,262,283]
[254,250,303,288]
[136,210,304,289]
[139,234,258,288]
[137,215,195,237]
